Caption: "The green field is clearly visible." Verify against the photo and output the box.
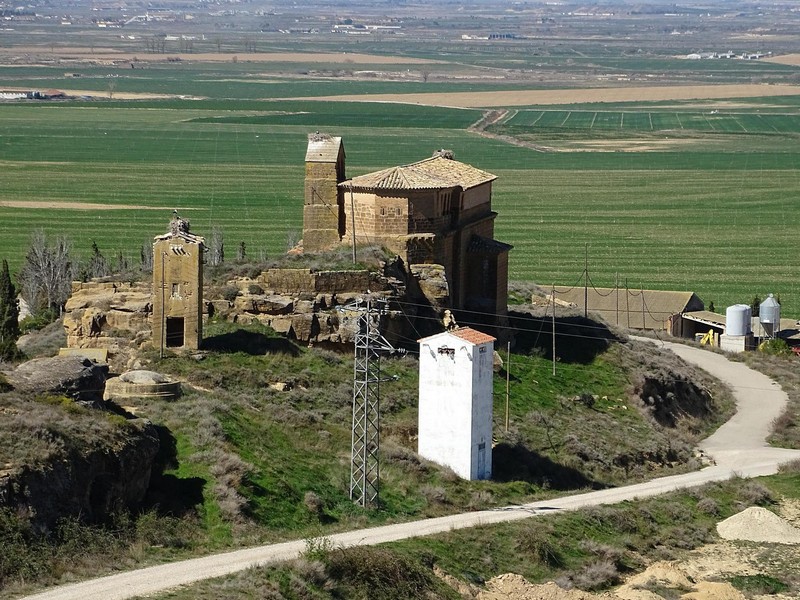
[2,87,800,315]
[503,108,800,134]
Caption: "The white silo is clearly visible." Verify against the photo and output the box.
[725,304,751,336]
[759,294,781,338]
[721,304,754,353]
[418,327,495,481]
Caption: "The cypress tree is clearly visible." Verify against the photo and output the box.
[0,259,21,360]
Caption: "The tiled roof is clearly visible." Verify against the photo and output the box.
[418,326,496,346]
[305,133,343,163]
[449,327,496,345]
[342,156,496,191]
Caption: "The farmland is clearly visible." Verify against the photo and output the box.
[2,93,800,316]
[2,0,800,316]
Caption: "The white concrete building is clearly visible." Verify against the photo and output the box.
[417,327,495,480]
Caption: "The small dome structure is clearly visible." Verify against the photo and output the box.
[104,370,182,401]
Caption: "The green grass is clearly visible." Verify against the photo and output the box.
[2,90,800,315]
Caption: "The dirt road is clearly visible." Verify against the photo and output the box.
[19,340,800,600]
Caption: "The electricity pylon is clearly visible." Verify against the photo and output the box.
[339,295,400,507]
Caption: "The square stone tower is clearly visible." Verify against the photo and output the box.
[303,132,345,252]
[153,213,205,351]
[417,327,496,480]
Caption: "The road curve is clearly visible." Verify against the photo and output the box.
[19,340,800,600]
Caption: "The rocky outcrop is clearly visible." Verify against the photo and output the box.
[63,281,152,370]
[410,263,450,311]
[0,394,161,532]
[5,355,108,403]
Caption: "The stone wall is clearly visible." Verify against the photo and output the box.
[258,268,375,295]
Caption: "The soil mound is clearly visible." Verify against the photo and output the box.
[717,507,800,544]
[478,575,616,599]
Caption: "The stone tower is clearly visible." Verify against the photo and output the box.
[152,213,205,351]
[303,132,345,252]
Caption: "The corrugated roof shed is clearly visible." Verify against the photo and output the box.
[551,287,703,330]
[342,156,496,191]
[305,132,343,163]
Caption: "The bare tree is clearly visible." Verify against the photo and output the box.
[140,242,153,273]
[208,226,224,266]
[19,229,73,316]
[85,240,110,279]
[107,79,116,99]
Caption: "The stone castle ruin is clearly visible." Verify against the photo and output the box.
[63,134,511,366]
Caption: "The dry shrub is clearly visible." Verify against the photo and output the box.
[516,521,562,567]
[773,410,796,436]
[696,496,720,516]
[738,481,775,506]
[382,442,428,474]
[420,485,448,505]
[303,491,324,517]
[325,546,436,600]
[570,559,621,591]
[467,490,493,510]
[579,540,625,568]
[778,458,800,474]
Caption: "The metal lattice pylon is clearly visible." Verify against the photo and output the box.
[340,295,397,507]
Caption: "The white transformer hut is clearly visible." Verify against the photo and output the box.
[417,327,495,480]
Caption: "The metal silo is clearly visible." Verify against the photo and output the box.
[759,294,781,338]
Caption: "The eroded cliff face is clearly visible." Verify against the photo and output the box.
[0,392,161,533]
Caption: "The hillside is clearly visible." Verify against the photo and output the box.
[0,312,737,596]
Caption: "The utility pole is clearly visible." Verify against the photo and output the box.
[584,243,589,318]
[625,278,630,329]
[339,295,401,507]
[641,286,646,330]
[349,184,357,265]
[551,284,556,376]
[159,251,166,358]
[504,340,510,432]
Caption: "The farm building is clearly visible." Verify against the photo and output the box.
[550,287,704,332]
[302,133,512,320]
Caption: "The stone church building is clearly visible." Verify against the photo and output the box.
[302,133,512,319]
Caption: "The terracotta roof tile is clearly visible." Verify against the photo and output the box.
[449,327,496,345]
[342,156,495,191]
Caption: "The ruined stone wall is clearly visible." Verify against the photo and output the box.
[258,268,373,295]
